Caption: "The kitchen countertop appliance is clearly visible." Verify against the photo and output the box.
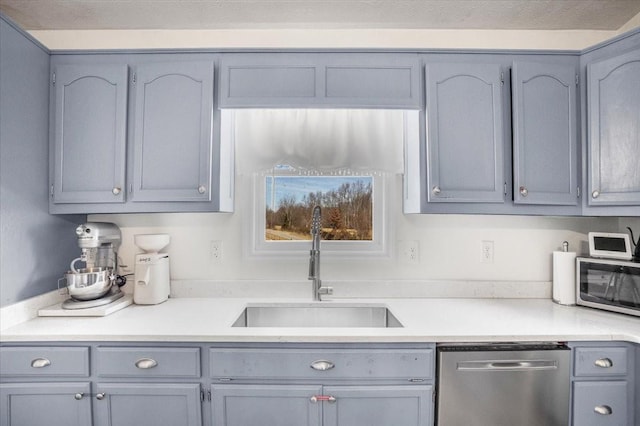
[436,343,570,426]
[41,222,131,315]
[576,256,640,317]
[133,234,171,305]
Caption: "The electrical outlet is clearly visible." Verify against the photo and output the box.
[210,240,223,262]
[481,240,494,264]
[399,240,420,264]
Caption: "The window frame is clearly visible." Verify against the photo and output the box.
[248,171,392,259]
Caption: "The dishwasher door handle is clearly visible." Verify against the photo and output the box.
[457,360,558,371]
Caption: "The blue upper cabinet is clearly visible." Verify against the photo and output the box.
[131,61,214,203]
[424,62,505,203]
[587,47,640,207]
[512,61,579,206]
[51,64,128,204]
[220,53,420,109]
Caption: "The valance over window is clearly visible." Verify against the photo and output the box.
[232,109,406,175]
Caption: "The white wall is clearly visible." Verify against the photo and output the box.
[90,175,620,288]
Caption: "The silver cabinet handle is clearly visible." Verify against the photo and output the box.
[74,393,84,400]
[592,190,600,199]
[198,185,206,194]
[310,395,336,403]
[594,405,612,415]
[112,187,122,195]
[519,186,528,196]
[135,358,158,369]
[30,358,51,368]
[96,393,106,400]
[310,360,335,371]
[594,358,613,368]
[432,186,441,195]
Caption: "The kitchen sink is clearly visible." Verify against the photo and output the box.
[232,303,403,328]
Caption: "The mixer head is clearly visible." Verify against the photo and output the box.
[76,222,122,250]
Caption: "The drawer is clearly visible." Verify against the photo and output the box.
[96,347,200,378]
[574,347,628,377]
[573,381,628,426]
[0,346,89,377]
[209,348,433,381]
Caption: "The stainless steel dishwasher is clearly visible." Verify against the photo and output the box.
[436,343,570,426]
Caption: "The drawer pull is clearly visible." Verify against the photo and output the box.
[310,360,335,371]
[74,393,84,400]
[30,358,51,368]
[594,358,613,368]
[594,405,612,416]
[135,358,158,369]
[96,393,106,400]
[310,395,336,403]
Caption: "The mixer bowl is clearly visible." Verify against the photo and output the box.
[65,267,113,301]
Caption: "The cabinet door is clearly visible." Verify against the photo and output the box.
[52,64,128,204]
[323,385,433,426]
[425,62,505,203]
[512,61,578,205]
[211,384,322,426]
[0,382,92,426]
[573,381,628,426]
[587,48,640,206]
[131,61,214,202]
[93,383,201,426]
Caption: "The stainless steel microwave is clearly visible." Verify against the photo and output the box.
[576,257,640,317]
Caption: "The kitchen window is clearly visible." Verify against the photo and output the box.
[222,109,417,258]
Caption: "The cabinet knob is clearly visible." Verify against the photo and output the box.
[30,358,51,368]
[310,360,335,371]
[432,186,441,195]
[112,187,122,195]
[96,393,106,400]
[74,393,84,400]
[594,357,613,368]
[519,186,528,197]
[594,405,612,415]
[198,185,207,194]
[591,190,600,199]
[135,358,158,369]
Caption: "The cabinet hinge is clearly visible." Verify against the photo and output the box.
[500,71,504,86]
[577,187,581,198]
[52,72,56,86]
[504,182,507,196]
[50,184,54,197]
[575,74,579,86]
[129,184,133,194]
[132,72,137,84]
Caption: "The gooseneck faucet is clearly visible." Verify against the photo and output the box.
[309,206,333,301]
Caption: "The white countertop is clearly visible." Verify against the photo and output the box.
[1,297,639,344]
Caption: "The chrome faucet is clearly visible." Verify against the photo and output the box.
[309,206,333,301]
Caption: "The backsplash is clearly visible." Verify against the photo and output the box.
[90,178,622,288]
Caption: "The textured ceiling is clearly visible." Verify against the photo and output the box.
[1,0,640,31]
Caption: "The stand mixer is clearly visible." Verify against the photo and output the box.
[60,222,126,309]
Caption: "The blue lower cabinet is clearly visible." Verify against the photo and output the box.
[210,384,433,426]
[573,381,628,426]
[323,385,433,426]
[93,382,202,426]
[211,384,322,426]
[0,382,92,426]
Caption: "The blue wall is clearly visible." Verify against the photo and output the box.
[0,16,83,307]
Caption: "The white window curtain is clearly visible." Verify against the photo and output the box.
[232,109,406,175]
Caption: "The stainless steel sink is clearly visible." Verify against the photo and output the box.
[232,303,403,328]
